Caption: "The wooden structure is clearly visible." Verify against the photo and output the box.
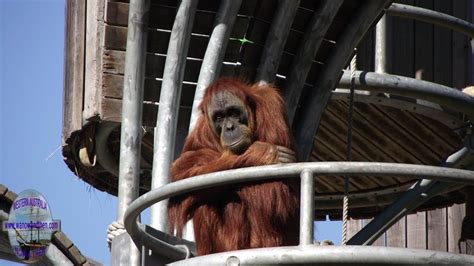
[0,185,98,265]
[347,0,473,253]
[62,0,474,258]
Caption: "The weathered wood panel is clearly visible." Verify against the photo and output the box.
[433,0,453,87]
[427,208,448,251]
[386,217,406,247]
[351,0,472,252]
[62,0,471,225]
[347,219,363,240]
[83,0,105,121]
[407,211,427,249]
[414,0,434,81]
[452,0,472,88]
[62,0,86,141]
[392,0,415,78]
[448,204,466,253]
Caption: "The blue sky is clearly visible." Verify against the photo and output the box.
[1,0,118,264]
[0,0,341,264]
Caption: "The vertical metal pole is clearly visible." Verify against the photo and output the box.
[375,15,387,73]
[300,169,315,245]
[188,0,242,130]
[149,0,198,236]
[113,0,149,265]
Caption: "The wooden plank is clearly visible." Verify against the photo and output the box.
[103,25,242,62]
[62,0,86,141]
[325,102,398,164]
[332,101,424,165]
[409,112,460,150]
[347,219,363,240]
[314,124,366,192]
[353,103,440,165]
[407,211,427,249]
[375,107,451,159]
[102,73,195,106]
[105,1,250,38]
[106,1,175,29]
[52,231,74,251]
[83,0,106,121]
[0,185,17,206]
[356,28,374,72]
[386,217,406,248]
[102,49,203,80]
[448,204,465,253]
[346,219,385,246]
[391,0,415,78]
[414,0,434,82]
[433,0,453,87]
[101,97,158,127]
[316,121,383,191]
[452,0,471,89]
[427,208,448,251]
[67,245,87,265]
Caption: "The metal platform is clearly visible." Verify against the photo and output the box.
[168,246,474,265]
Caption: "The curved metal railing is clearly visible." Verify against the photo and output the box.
[387,3,474,38]
[118,2,474,265]
[123,162,474,262]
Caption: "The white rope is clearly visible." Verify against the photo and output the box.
[342,51,357,245]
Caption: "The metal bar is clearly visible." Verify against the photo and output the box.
[256,0,300,85]
[338,70,474,117]
[149,0,198,234]
[387,3,474,38]
[294,0,391,161]
[284,0,343,124]
[188,0,242,130]
[114,0,150,264]
[124,162,474,260]
[374,15,387,73]
[167,246,474,265]
[348,145,472,246]
[299,169,314,245]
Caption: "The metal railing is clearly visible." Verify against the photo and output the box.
[123,162,474,262]
[113,1,474,264]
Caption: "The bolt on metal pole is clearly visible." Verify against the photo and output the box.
[113,0,150,265]
[299,169,315,245]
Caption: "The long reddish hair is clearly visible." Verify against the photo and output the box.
[183,78,293,152]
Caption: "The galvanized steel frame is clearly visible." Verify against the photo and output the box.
[113,0,150,265]
[168,246,474,265]
[123,162,474,262]
[112,1,474,264]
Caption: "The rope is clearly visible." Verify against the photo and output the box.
[342,51,357,245]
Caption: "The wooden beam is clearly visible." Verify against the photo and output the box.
[62,0,86,143]
[83,0,105,121]
[255,0,300,84]
[284,0,343,124]
[294,0,392,161]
